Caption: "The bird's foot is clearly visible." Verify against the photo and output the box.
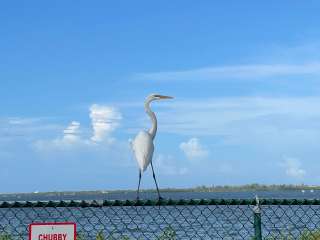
[157,196,163,209]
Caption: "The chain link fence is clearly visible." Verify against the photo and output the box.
[1,199,320,239]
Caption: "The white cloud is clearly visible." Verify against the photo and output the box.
[136,62,320,81]
[155,154,188,176]
[179,138,209,160]
[282,157,306,179]
[33,104,123,151]
[155,97,320,140]
[7,117,41,125]
[0,117,62,141]
[33,121,84,151]
[62,121,81,142]
[90,104,122,142]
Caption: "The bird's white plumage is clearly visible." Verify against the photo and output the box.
[132,94,173,200]
[132,131,154,172]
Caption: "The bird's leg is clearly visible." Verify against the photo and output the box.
[136,170,142,201]
[150,161,163,201]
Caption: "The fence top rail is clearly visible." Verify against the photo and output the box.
[1,198,320,208]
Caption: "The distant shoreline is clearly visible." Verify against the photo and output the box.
[0,184,318,197]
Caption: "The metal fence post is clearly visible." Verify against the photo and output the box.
[253,195,262,240]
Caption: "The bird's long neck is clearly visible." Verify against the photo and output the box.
[145,100,157,140]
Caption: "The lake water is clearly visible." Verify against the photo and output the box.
[1,189,319,201]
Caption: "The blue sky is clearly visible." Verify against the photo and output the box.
[1,1,320,193]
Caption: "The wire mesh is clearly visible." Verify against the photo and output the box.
[1,199,320,239]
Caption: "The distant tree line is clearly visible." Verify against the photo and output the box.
[1,184,319,199]
[157,183,318,192]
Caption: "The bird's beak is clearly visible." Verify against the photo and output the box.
[158,95,174,99]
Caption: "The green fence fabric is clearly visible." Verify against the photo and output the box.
[1,199,320,239]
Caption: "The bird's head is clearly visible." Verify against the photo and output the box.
[147,93,174,101]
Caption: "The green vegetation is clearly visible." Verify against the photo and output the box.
[75,228,175,240]
[299,229,320,240]
[96,231,105,240]
[157,227,176,240]
[1,228,173,240]
[3,229,320,240]
[92,230,131,240]
[74,228,176,240]
[173,183,319,193]
[0,233,11,240]
[76,232,86,240]
[251,229,320,240]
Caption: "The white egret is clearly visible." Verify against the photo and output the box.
[132,94,173,200]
